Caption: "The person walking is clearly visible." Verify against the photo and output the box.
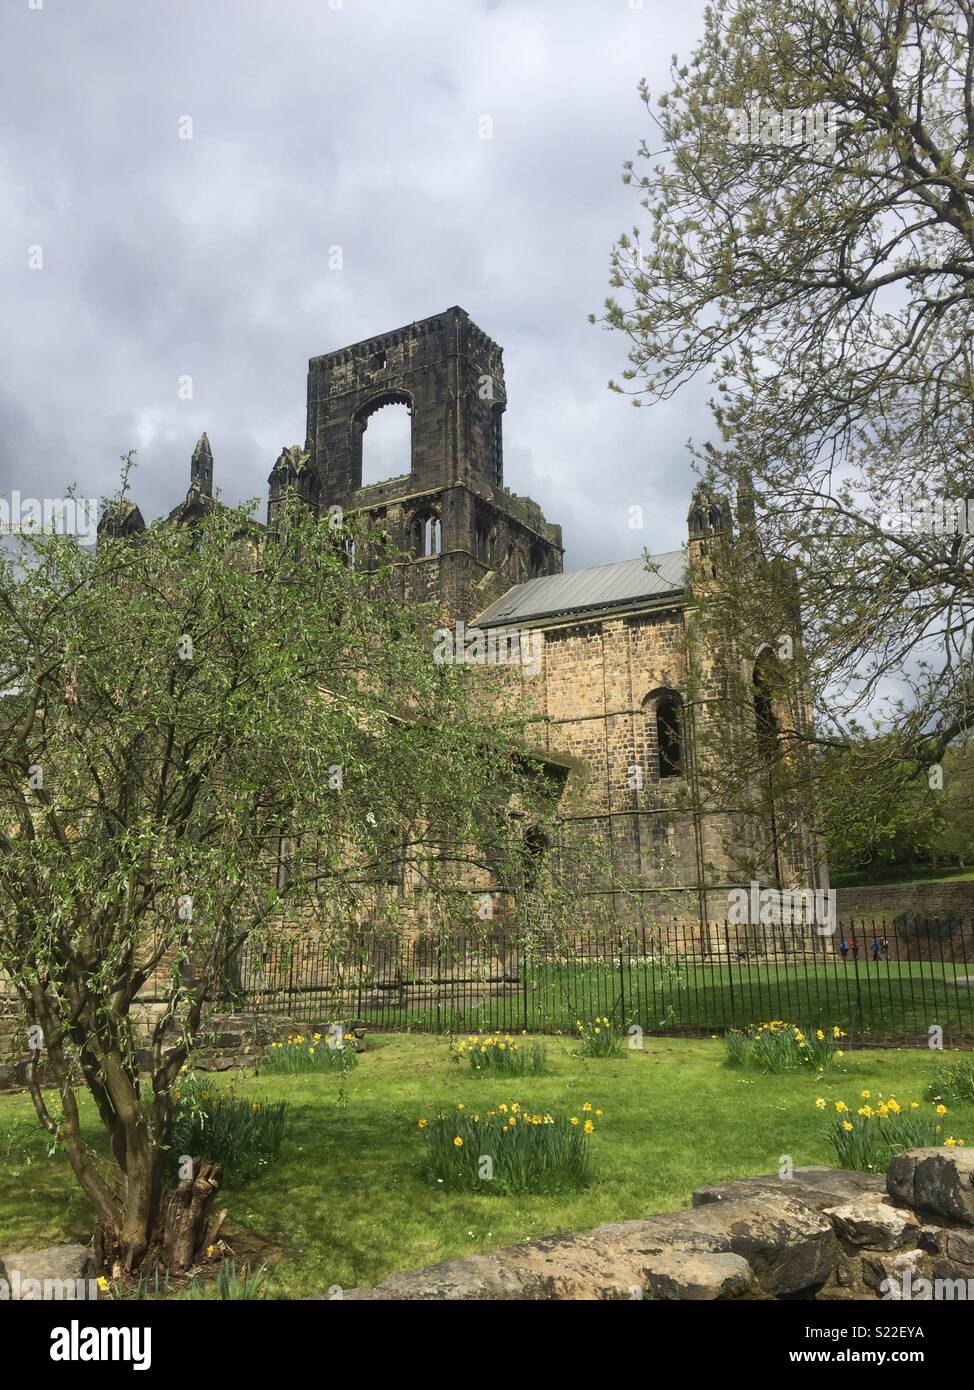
[840,938,849,962]
[870,937,880,961]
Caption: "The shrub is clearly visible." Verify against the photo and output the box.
[418,1100,602,1194]
[892,910,962,942]
[724,1020,845,1073]
[574,1015,624,1058]
[818,1092,966,1172]
[450,1032,548,1076]
[170,1072,288,1186]
[262,1031,358,1075]
[928,1053,974,1106]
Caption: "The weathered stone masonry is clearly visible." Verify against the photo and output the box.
[113,305,826,936]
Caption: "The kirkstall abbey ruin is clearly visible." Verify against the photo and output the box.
[104,306,826,935]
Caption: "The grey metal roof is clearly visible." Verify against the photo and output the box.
[473,550,686,628]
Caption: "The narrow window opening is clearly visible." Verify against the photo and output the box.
[656,696,683,778]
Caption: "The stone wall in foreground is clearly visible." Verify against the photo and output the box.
[319,1150,974,1301]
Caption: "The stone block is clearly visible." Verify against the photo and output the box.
[887,1148,974,1225]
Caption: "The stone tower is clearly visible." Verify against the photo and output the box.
[686,483,732,589]
[280,306,563,623]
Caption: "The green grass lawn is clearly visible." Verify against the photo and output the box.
[831,866,974,887]
[1,1033,972,1297]
[389,959,974,1042]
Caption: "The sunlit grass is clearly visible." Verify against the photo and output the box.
[1,1033,972,1296]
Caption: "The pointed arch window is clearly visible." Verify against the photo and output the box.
[753,650,781,756]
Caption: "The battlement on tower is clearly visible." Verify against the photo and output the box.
[290,308,563,623]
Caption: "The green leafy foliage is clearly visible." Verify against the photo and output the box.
[419,1099,600,1194]
[188,1260,269,1300]
[928,1054,974,1107]
[573,1015,624,1058]
[725,1020,845,1073]
[450,1032,548,1076]
[0,485,610,1263]
[169,1072,288,1185]
[819,1094,964,1172]
[262,1033,358,1075]
[601,0,974,845]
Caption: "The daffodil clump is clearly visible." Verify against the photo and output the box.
[169,1071,288,1185]
[418,1100,603,1194]
[724,1020,846,1074]
[818,1091,967,1172]
[575,1015,623,1058]
[262,1030,358,1075]
[450,1031,548,1077]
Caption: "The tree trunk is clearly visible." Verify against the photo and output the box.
[161,1160,224,1275]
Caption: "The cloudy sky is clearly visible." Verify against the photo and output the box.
[2,0,714,572]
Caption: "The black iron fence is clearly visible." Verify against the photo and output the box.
[221,918,974,1047]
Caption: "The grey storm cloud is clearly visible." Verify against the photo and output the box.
[1,0,714,569]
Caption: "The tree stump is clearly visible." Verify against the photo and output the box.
[162,1159,224,1274]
